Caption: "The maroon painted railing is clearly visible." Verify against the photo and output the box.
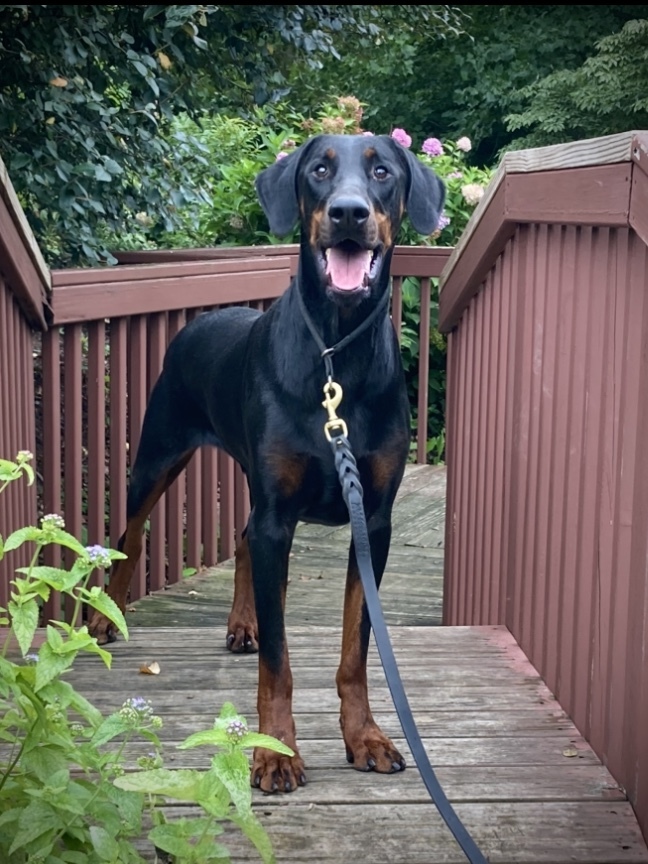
[0,155,50,599]
[36,245,449,617]
[439,131,648,844]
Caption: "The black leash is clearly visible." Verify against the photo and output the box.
[297,284,488,864]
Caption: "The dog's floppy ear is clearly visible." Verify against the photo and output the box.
[398,145,446,236]
[255,147,304,237]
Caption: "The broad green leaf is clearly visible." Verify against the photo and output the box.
[15,565,79,592]
[211,750,252,817]
[8,598,39,655]
[3,526,41,552]
[178,727,293,756]
[45,622,67,652]
[90,825,120,861]
[179,728,231,748]
[231,811,277,864]
[237,733,294,755]
[115,768,202,801]
[21,744,69,783]
[9,799,58,854]
[34,643,76,691]
[148,821,226,859]
[148,823,196,858]
[80,590,129,639]
[90,713,131,747]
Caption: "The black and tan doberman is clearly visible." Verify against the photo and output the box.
[89,134,444,792]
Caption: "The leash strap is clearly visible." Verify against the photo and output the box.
[295,282,487,861]
[330,433,488,864]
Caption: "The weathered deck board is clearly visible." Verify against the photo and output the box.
[62,465,648,863]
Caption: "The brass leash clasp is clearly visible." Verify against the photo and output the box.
[322,380,348,442]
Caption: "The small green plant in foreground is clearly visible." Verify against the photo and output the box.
[0,452,287,863]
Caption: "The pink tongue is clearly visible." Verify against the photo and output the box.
[326,247,372,291]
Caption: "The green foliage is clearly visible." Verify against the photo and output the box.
[117,702,292,864]
[0,5,464,267]
[304,6,647,164]
[505,18,648,148]
[0,455,285,863]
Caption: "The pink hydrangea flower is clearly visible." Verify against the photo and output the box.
[437,211,451,230]
[447,171,463,180]
[422,137,444,157]
[275,151,289,161]
[362,131,375,137]
[391,128,412,148]
[456,136,472,152]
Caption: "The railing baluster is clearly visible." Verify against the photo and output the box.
[42,327,62,620]
[63,324,83,618]
[147,312,167,592]
[87,321,106,589]
[417,277,431,465]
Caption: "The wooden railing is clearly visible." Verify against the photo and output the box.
[36,245,450,616]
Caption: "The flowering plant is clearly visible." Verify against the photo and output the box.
[0,454,285,863]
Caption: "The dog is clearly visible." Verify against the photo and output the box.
[89,134,444,792]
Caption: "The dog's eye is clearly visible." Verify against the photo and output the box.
[374,165,389,181]
[313,164,329,180]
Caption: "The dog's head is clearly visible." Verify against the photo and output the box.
[256,134,445,303]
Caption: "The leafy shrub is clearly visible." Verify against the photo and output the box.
[0,453,286,863]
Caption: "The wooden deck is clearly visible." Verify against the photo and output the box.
[68,465,648,863]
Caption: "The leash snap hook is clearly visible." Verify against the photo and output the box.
[322,380,348,442]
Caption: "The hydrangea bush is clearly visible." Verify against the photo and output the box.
[0,454,287,863]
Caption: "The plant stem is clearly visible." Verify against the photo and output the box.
[70,567,93,631]
[0,717,37,794]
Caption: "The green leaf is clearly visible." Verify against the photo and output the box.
[178,727,293,756]
[90,713,131,747]
[90,825,120,861]
[21,742,69,783]
[94,165,112,182]
[15,565,79,592]
[238,733,295,755]
[211,750,253,818]
[115,768,203,801]
[34,642,76,691]
[231,811,277,864]
[79,590,129,639]
[9,799,58,854]
[67,684,104,726]
[148,821,226,859]
[4,526,41,552]
[8,598,39,655]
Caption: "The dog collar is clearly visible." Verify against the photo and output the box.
[294,283,391,382]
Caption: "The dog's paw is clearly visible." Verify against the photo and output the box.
[343,723,406,773]
[88,611,119,645]
[251,746,306,793]
[226,617,259,653]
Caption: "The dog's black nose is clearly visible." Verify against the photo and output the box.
[328,195,370,229]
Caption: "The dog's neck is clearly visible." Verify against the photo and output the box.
[295,244,394,347]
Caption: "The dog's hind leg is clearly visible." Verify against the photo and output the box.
[89,374,200,644]
[226,529,259,654]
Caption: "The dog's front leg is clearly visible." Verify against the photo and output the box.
[246,506,306,792]
[336,512,406,773]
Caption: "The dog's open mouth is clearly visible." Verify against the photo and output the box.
[321,241,383,293]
